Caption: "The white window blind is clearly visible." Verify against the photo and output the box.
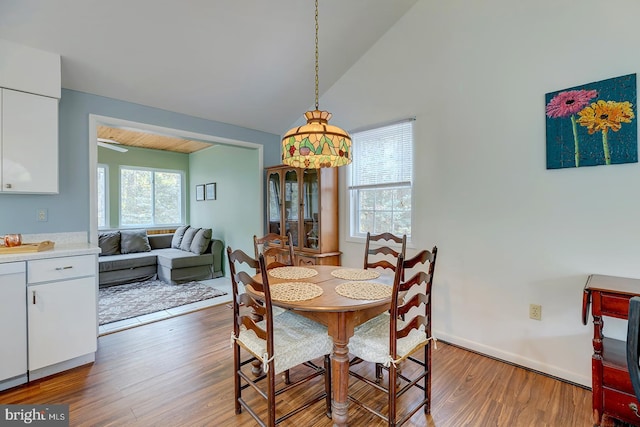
[349,119,414,238]
[350,120,413,190]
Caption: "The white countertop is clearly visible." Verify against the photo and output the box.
[0,232,100,263]
[0,242,100,263]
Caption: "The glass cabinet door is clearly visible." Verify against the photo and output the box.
[302,169,320,250]
[267,171,282,234]
[283,169,299,246]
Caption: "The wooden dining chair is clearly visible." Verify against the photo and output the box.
[253,232,296,273]
[227,247,333,426]
[364,232,407,276]
[348,247,438,426]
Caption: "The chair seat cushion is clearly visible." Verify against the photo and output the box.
[349,313,427,365]
[237,311,333,374]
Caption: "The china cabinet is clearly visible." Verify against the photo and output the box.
[265,165,340,265]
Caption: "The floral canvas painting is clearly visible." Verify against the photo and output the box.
[545,74,637,169]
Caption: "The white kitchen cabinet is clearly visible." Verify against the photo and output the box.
[1,88,58,193]
[27,254,97,375]
[0,262,27,391]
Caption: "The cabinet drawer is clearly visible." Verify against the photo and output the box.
[296,255,318,266]
[603,364,635,395]
[603,387,640,425]
[600,293,631,319]
[28,255,96,284]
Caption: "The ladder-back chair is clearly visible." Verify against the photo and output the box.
[227,248,332,426]
[348,247,438,426]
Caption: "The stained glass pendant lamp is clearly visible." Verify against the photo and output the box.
[281,0,352,168]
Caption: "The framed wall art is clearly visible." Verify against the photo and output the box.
[205,182,216,200]
[545,73,637,169]
[196,184,205,201]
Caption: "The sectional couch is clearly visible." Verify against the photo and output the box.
[98,227,223,287]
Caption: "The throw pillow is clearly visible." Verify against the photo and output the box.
[120,229,152,254]
[171,225,190,248]
[98,231,121,256]
[179,227,200,251]
[190,228,212,255]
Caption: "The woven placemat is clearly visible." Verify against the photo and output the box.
[331,268,380,280]
[268,266,318,279]
[270,282,323,302]
[335,281,392,300]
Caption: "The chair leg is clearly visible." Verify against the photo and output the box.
[389,362,398,427]
[267,362,276,427]
[233,344,241,414]
[375,362,383,383]
[425,344,431,414]
[324,354,332,418]
[283,369,290,385]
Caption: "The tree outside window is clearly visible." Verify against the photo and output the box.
[120,167,183,227]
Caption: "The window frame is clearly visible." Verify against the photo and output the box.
[347,119,415,243]
[118,165,186,228]
[97,163,109,230]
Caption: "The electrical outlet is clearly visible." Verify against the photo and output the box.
[529,304,542,320]
[37,208,48,222]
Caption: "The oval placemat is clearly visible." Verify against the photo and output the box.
[335,281,392,300]
[270,282,323,302]
[268,266,319,279]
[331,268,380,280]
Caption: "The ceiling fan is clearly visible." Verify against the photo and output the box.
[97,138,128,153]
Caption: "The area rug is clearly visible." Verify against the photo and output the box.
[99,279,226,325]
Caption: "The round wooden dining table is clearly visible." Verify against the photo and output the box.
[248,265,394,427]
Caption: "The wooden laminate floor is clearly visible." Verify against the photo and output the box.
[0,303,594,426]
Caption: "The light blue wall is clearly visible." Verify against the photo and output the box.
[0,89,280,236]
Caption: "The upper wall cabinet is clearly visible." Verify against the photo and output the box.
[0,39,61,99]
[0,39,60,194]
[1,89,59,193]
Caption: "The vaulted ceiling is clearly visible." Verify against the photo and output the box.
[0,0,417,139]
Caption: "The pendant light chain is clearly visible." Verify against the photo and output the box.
[280,0,352,168]
[314,0,319,110]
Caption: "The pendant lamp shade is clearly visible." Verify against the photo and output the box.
[282,110,351,168]
[281,0,352,168]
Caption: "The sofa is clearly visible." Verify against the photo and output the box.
[98,226,224,287]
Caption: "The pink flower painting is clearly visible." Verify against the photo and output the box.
[546,90,598,167]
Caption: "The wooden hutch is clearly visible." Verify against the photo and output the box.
[265,165,340,265]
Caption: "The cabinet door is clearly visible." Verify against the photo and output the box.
[27,277,97,371]
[267,170,283,235]
[283,169,300,246]
[301,169,320,250]
[0,262,27,382]
[2,88,58,193]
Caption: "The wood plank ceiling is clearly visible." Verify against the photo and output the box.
[97,126,213,154]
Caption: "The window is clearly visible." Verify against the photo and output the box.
[120,167,184,227]
[349,119,413,239]
[97,164,108,229]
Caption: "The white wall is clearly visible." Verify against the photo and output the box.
[322,0,640,386]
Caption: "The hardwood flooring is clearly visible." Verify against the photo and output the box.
[0,303,595,426]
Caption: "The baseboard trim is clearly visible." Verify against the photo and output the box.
[434,330,591,389]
